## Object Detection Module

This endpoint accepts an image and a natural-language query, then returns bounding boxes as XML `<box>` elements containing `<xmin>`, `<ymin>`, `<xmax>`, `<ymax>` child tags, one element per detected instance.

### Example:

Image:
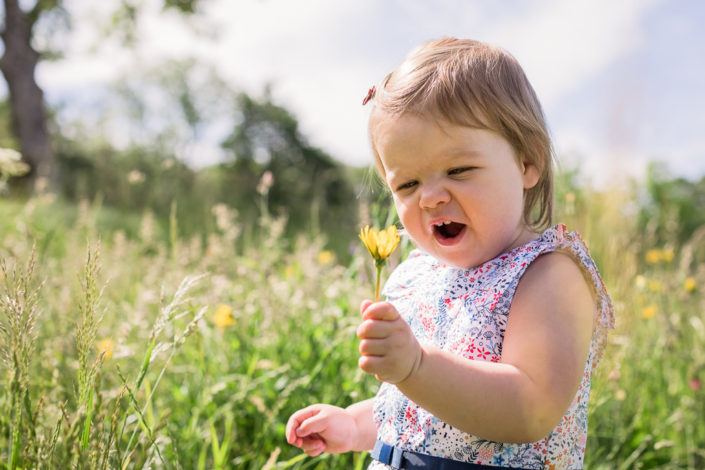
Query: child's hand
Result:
<box><xmin>358</xmin><ymin>300</ymin><xmax>422</xmax><ymax>384</ymax></box>
<box><xmin>285</xmin><ymin>404</ymin><xmax>357</xmax><ymax>456</ymax></box>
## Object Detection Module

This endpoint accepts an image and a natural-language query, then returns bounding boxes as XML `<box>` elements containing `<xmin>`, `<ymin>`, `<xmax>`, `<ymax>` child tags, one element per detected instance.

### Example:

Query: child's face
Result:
<box><xmin>373</xmin><ymin>113</ymin><xmax>540</xmax><ymax>269</ymax></box>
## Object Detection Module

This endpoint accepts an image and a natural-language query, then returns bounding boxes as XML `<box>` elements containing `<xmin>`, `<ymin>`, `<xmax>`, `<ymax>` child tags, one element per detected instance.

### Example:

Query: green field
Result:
<box><xmin>0</xmin><ymin>170</ymin><xmax>703</xmax><ymax>469</ymax></box>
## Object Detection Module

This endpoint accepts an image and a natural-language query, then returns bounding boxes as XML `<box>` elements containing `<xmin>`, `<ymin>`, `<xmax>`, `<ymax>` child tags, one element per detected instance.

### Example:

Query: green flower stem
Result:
<box><xmin>374</xmin><ymin>262</ymin><xmax>384</xmax><ymax>302</ymax></box>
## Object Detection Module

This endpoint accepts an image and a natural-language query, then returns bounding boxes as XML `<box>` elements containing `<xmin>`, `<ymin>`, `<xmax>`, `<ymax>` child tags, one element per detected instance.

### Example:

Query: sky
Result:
<box><xmin>25</xmin><ymin>0</ymin><xmax>705</xmax><ymax>185</ymax></box>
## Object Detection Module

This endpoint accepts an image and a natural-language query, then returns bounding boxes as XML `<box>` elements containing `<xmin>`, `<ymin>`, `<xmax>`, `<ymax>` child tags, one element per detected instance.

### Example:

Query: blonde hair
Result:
<box><xmin>368</xmin><ymin>37</ymin><xmax>554</xmax><ymax>230</ymax></box>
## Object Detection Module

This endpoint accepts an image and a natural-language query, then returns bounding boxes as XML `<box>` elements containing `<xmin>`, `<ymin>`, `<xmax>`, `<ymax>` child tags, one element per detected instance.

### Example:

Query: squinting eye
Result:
<box><xmin>448</xmin><ymin>167</ymin><xmax>474</xmax><ymax>176</ymax></box>
<box><xmin>396</xmin><ymin>181</ymin><xmax>417</xmax><ymax>191</ymax></box>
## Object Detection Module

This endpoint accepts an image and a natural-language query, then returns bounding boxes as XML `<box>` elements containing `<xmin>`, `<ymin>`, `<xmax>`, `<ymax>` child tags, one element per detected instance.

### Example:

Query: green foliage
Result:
<box><xmin>638</xmin><ymin>163</ymin><xmax>705</xmax><ymax>250</ymax></box>
<box><xmin>0</xmin><ymin>191</ymin><xmax>380</xmax><ymax>468</ymax></box>
<box><xmin>550</xmin><ymin>169</ymin><xmax>705</xmax><ymax>469</ymax></box>
<box><xmin>56</xmin><ymin>140</ymin><xmax>210</xmax><ymax>235</ymax></box>
<box><xmin>219</xmin><ymin>92</ymin><xmax>359</xmax><ymax>253</ymax></box>
<box><xmin>1</xmin><ymin>160</ymin><xmax>704</xmax><ymax>468</ymax></box>
<box><xmin>44</xmin><ymin>83</ymin><xmax>362</xmax><ymax>259</ymax></box>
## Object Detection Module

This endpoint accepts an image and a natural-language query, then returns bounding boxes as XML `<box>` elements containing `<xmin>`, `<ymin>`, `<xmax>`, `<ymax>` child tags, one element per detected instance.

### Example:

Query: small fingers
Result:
<box><xmin>295</xmin><ymin>407</ymin><xmax>334</xmax><ymax>439</ymax></box>
<box><xmin>359</xmin><ymin>338</ymin><xmax>388</xmax><ymax>356</ymax></box>
<box><xmin>360</xmin><ymin>299</ymin><xmax>373</xmax><ymax>317</ymax></box>
<box><xmin>357</xmin><ymin>318</ymin><xmax>393</xmax><ymax>340</ymax></box>
<box><xmin>358</xmin><ymin>354</ymin><xmax>384</xmax><ymax>376</ymax></box>
<box><xmin>286</xmin><ymin>406</ymin><xmax>320</xmax><ymax>444</ymax></box>
<box><xmin>361</xmin><ymin>301</ymin><xmax>399</xmax><ymax>321</ymax></box>
<box><xmin>300</xmin><ymin>434</ymin><xmax>326</xmax><ymax>456</ymax></box>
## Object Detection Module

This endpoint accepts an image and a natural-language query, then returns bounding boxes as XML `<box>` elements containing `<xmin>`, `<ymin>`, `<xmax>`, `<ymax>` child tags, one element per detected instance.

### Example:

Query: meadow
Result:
<box><xmin>0</xmin><ymin>168</ymin><xmax>703</xmax><ymax>469</ymax></box>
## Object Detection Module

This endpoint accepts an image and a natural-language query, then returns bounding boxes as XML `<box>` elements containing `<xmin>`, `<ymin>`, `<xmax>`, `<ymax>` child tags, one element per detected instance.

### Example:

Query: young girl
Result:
<box><xmin>286</xmin><ymin>37</ymin><xmax>614</xmax><ymax>469</ymax></box>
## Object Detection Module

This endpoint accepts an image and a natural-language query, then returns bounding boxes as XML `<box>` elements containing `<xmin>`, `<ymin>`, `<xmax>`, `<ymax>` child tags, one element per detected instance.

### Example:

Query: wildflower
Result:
<box><xmin>0</xmin><ymin>147</ymin><xmax>22</xmax><ymax>165</ymax></box>
<box><xmin>642</xmin><ymin>304</ymin><xmax>658</xmax><ymax>319</ymax></box>
<box><xmin>213</xmin><ymin>304</ymin><xmax>235</xmax><ymax>329</ymax></box>
<box><xmin>359</xmin><ymin>225</ymin><xmax>400</xmax><ymax>266</ymax></box>
<box><xmin>690</xmin><ymin>378</ymin><xmax>702</xmax><ymax>391</ymax></box>
<box><xmin>634</xmin><ymin>275</ymin><xmax>647</xmax><ymax>290</ymax></box>
<box><xmin>127</xmin><ymin>170</ymin><xmax>146</xmax><ymax>184</ymax></box>
<box><xmin>359</xmin><ymin>225</ymin><xmax>400</xmax><ymax>301</ymax></box>
<box><xmin>0</xmin><ymin>148</ymin><xmax>29</xmax><ymax>177</ymax></box>
<box><xmin>661</xmin><ymin>249</ymin><xmax>674</xmax><ymax>263</ymax></box>
<box><xmin>257</xmin><ymin>170</ymin><xmax>274</xmax><ymax>195</ymax></box>
<box><xmin>615</xmin><ymin>389</ymin><xmax>626</xmax><ymax>401</ymax></box>
<box><xmin>317</xmin><ymin>250</ymin><xmax>335</xmax><ymax>265</ymax></box>
<box><xmin>684</xmin><ymin>277</ymin><xmax>697</xmax><ymax>293</ymax></box>
<box><xmin>645</xmin><ymin>249</ymin><xmax>661</xmax><ymax>264</ymax></box>
<box><xmin>608</xmin><ymin>369</ymin><xmax>620</xmax><ymax>381</ymax></box>
<box><xmin>284</xmin><ymin>265</ymin><xmax>297</xmax><ymax>279</ymax></box>
<box><xmin>0</xmin><ymin>148</ymin><xmax>29</xmax><ymax>192</ymax></box>
<box><xmin>97</xmin><ymin>338</ymin><xmax>115</xmax><ymax>360</ymax></box>
<box><xmin>647</xmin><ymin>280</ymin><xmax>664</xmax><ymax>292</ymax></box>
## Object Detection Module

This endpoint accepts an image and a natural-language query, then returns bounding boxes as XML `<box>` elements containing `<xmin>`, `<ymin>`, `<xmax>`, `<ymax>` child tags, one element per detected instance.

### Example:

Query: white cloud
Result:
<box><xmin>484</xmin><ymin>0</ymin><xmax>665</xmax><ymax>106</ymax></box>
<box><xmin>33</xmin><ymin>0</ymin><xmax>702</xmax><ymax>183</ymax></box>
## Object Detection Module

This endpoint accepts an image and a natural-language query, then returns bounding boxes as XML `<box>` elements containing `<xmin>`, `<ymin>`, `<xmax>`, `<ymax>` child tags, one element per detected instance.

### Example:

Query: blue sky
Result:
<box><xmin>29</xmin><ymin>0</ymin><xmax>705</xmax><ymax>185</ymax></box>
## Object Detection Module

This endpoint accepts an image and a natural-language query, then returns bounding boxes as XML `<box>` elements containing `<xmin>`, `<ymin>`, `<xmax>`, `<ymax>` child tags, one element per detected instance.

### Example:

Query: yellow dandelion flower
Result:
<box><xmin>642</xmin><ymin>304</ymin><xmax>658</xmax><ymax>319</ymax></box>
<box><xmin>213</xmin><ymin>304</ymin><xmax>235</xmax><ymax>329</ymax></box>
<box><xmin>359</xmin><ymin>225</ymin><xmax>400</xmax><ymax>265</ymax></box>
<box><xmin>359</xmin><ymin>225</ymin><xmax>400</xmax><ymax>301</ymax></box>
<box><xmin>645</xmin><ymin>249</ymin><xmax>661</xmax><ymax>264</ymax></box>
<box><xmin>684</xmin><ymin>277</ymin><xmax>697</xmax><ymax>293</ymax></box>
<box><xmin>661</xmin><ymin>249</ymin><xmax>674</xmax><ymax>263</ymax></box>
<box><xmin>648</xmin><ymin>280</ymin><xmax>664</xmax><ymax>292</ymax></box>
<box><xmin>284</xmin><ymin>265</ymin><xmax>297</xmax><ymax>278</ymax></box>
<box><xmin>97</xmin><ymin>338</ymin><xmax>115</xmax><ymax>360</ymax></box>
<box><xmin>317</xmin><ymin>250</ymin><xmax>335</xmax><ymax>265</ymax></box>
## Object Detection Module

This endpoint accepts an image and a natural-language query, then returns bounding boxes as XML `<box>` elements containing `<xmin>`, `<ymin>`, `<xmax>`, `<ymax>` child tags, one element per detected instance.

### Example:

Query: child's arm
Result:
<box><xmin>285</xmin><ymin>398</ymin><xmax>376</xmax><ymax>456</ymax></box>
<box><xmin>358</xmin><ymin>252</ymin><xmax>595</xmax><ymax>443</ymax></box>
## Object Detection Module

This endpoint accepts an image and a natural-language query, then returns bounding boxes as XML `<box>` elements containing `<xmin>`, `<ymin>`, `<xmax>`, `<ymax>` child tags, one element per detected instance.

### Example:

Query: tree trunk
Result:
<box><xmin>0</xmin><ymin>0</ymin><xmax>55</xmax><ymax>190</ymax></box>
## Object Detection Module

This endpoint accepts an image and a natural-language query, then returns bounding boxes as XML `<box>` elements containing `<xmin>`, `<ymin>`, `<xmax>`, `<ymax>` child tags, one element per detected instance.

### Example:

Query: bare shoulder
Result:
<box><xmin>519</xmin><ymin>250</ymin><xmax>595</xmax><ymax>308</ymax></box>
<box><xmin>507</xmin><ymin>250</ymin><xmax>595</xmax><ymax>340</ymax></box>
<box><xmin>502</xmin><ymin>251</ymin><xmax>595</xmax><ymax>420</ymax></box>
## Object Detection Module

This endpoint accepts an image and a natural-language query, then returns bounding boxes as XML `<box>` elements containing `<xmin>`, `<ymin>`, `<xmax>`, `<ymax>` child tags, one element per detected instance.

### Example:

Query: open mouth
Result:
<box><xmin>433</xmin><ymin>221</ymin><xmax>466</xmax><ymax>243</ymax></box>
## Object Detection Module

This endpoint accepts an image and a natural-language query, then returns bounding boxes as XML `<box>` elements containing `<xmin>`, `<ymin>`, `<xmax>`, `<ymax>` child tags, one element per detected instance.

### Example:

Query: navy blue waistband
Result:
<box><xmin>371</xmin><ymin>440</ymin><xmax>528</xmax><ymax>470</ymax></box>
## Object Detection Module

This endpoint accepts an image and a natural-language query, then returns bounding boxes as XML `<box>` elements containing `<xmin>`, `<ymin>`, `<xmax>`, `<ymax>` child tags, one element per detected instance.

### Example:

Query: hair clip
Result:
<box><xmin>362</xmin><ymin>85</ymin><xmax>376</xmax><ymax>106</ymax></box>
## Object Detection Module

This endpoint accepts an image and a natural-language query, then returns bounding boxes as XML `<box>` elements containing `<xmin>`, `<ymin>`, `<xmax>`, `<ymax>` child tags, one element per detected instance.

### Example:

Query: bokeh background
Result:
<box><xmin>0</xmin><ymin>0</ymin><xmax>703</xmax><ymax>469</ymax></box>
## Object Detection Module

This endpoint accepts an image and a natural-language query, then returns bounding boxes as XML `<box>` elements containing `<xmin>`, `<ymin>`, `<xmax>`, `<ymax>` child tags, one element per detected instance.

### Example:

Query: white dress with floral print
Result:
<box><xmin>368</xmin><ymin>225</ymin><xmax>615</xmax><ymax>470</ymax></box>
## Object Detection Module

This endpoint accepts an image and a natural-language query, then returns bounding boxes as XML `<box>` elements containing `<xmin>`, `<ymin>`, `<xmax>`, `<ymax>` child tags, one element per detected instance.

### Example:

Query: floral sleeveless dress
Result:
<box><xmin>369</xmin><ymin>224</ymin><xmax>615</xmax><ymax>469</ymax></box>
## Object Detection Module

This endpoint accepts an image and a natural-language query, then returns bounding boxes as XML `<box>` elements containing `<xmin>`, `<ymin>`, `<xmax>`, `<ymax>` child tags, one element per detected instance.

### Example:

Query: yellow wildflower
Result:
<box><xmin>359</xmin><ymin>225</ymin><xmax>400</xmax><ymax>265</ymax></box>
<box><xmin>645</xmin><ymin>249</ymin><xmax>661</xmax><ymax>264</ymax></box>
<box><xmin>661</xmin><ymin>249</ymin><xmax>674</xmax><ymax>263</ymax></box>
<box><xmin>284</xmin><ymin>265</ymin><xmax>297</xmax><ymax>279</ymax></box>
<box><xmin>634</xmin><ymin>275</ymin><xmax>647</xmax><ymax>290</ymax></box>
<box><xmin>684</xmin><ymin>277</ymin><xmax>697</xmax><ymax>293</ymax></box>
<box><xmin>97</xmin><ymin>338</ymin><xmax>115</xmax><ymax>360</ymax></box>
<box><xmin>642</xmin><ymin>304</ymin><xmax>658</xmax><ymax>319</ymax></box>
<box><xmin>213</xmin><ymin>304</ymin><xmax>235</xmax><ymax>329</ymax></box>
<box><xmin>648</xmin><ymin>280</ymin><xmax>664</xmax><ymax>292</ymax></box>
<box><xmin>359</xmin><ymin>225</ymin><xmax>401</xmax><ymax>301</ymax></box>
<box><xmin>317</xmin><ymin>250</ymin><xmax>335</xmax><ymax>265</ymax></box>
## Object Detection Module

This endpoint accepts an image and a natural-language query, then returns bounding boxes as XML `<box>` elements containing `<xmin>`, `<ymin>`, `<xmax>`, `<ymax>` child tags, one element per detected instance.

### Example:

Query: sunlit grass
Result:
<box><xmin>0</xmin><ymin>176</ymin><xmax>702</xmax><ymax>469</ymax></box>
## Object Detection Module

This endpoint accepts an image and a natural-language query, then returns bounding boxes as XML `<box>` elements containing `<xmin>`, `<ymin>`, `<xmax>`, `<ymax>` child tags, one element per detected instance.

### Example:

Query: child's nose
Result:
<box><xmin>419</xmin><ymin>183</ymin><xmax>450</xmax><ymax>209</ymax></box>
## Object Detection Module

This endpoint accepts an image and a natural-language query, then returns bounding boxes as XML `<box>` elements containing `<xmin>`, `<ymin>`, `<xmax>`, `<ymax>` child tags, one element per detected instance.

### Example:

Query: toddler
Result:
<box><xmin>286</xmin><ymin>37</ymin><xmax>614</xmax><ymax>469</ymax></box>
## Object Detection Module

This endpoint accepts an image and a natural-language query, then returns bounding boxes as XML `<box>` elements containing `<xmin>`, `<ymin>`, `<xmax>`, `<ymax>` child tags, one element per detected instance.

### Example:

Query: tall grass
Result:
<box><xmin>0</xmin><ymin>174</ymin><xmax>702</xmax><ymax>469</ymax></box>
<box><xmin>556</xmin><ymin>183</ymin><xmax>705</xmax><ymax>469</ymax></box>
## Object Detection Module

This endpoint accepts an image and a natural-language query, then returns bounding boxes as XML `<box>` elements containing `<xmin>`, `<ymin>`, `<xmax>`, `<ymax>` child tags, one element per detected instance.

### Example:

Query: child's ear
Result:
<box><xmin>520</xmin><ymin>157</ymin><xmax>541</xmax><ymax>190</ymax></box>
